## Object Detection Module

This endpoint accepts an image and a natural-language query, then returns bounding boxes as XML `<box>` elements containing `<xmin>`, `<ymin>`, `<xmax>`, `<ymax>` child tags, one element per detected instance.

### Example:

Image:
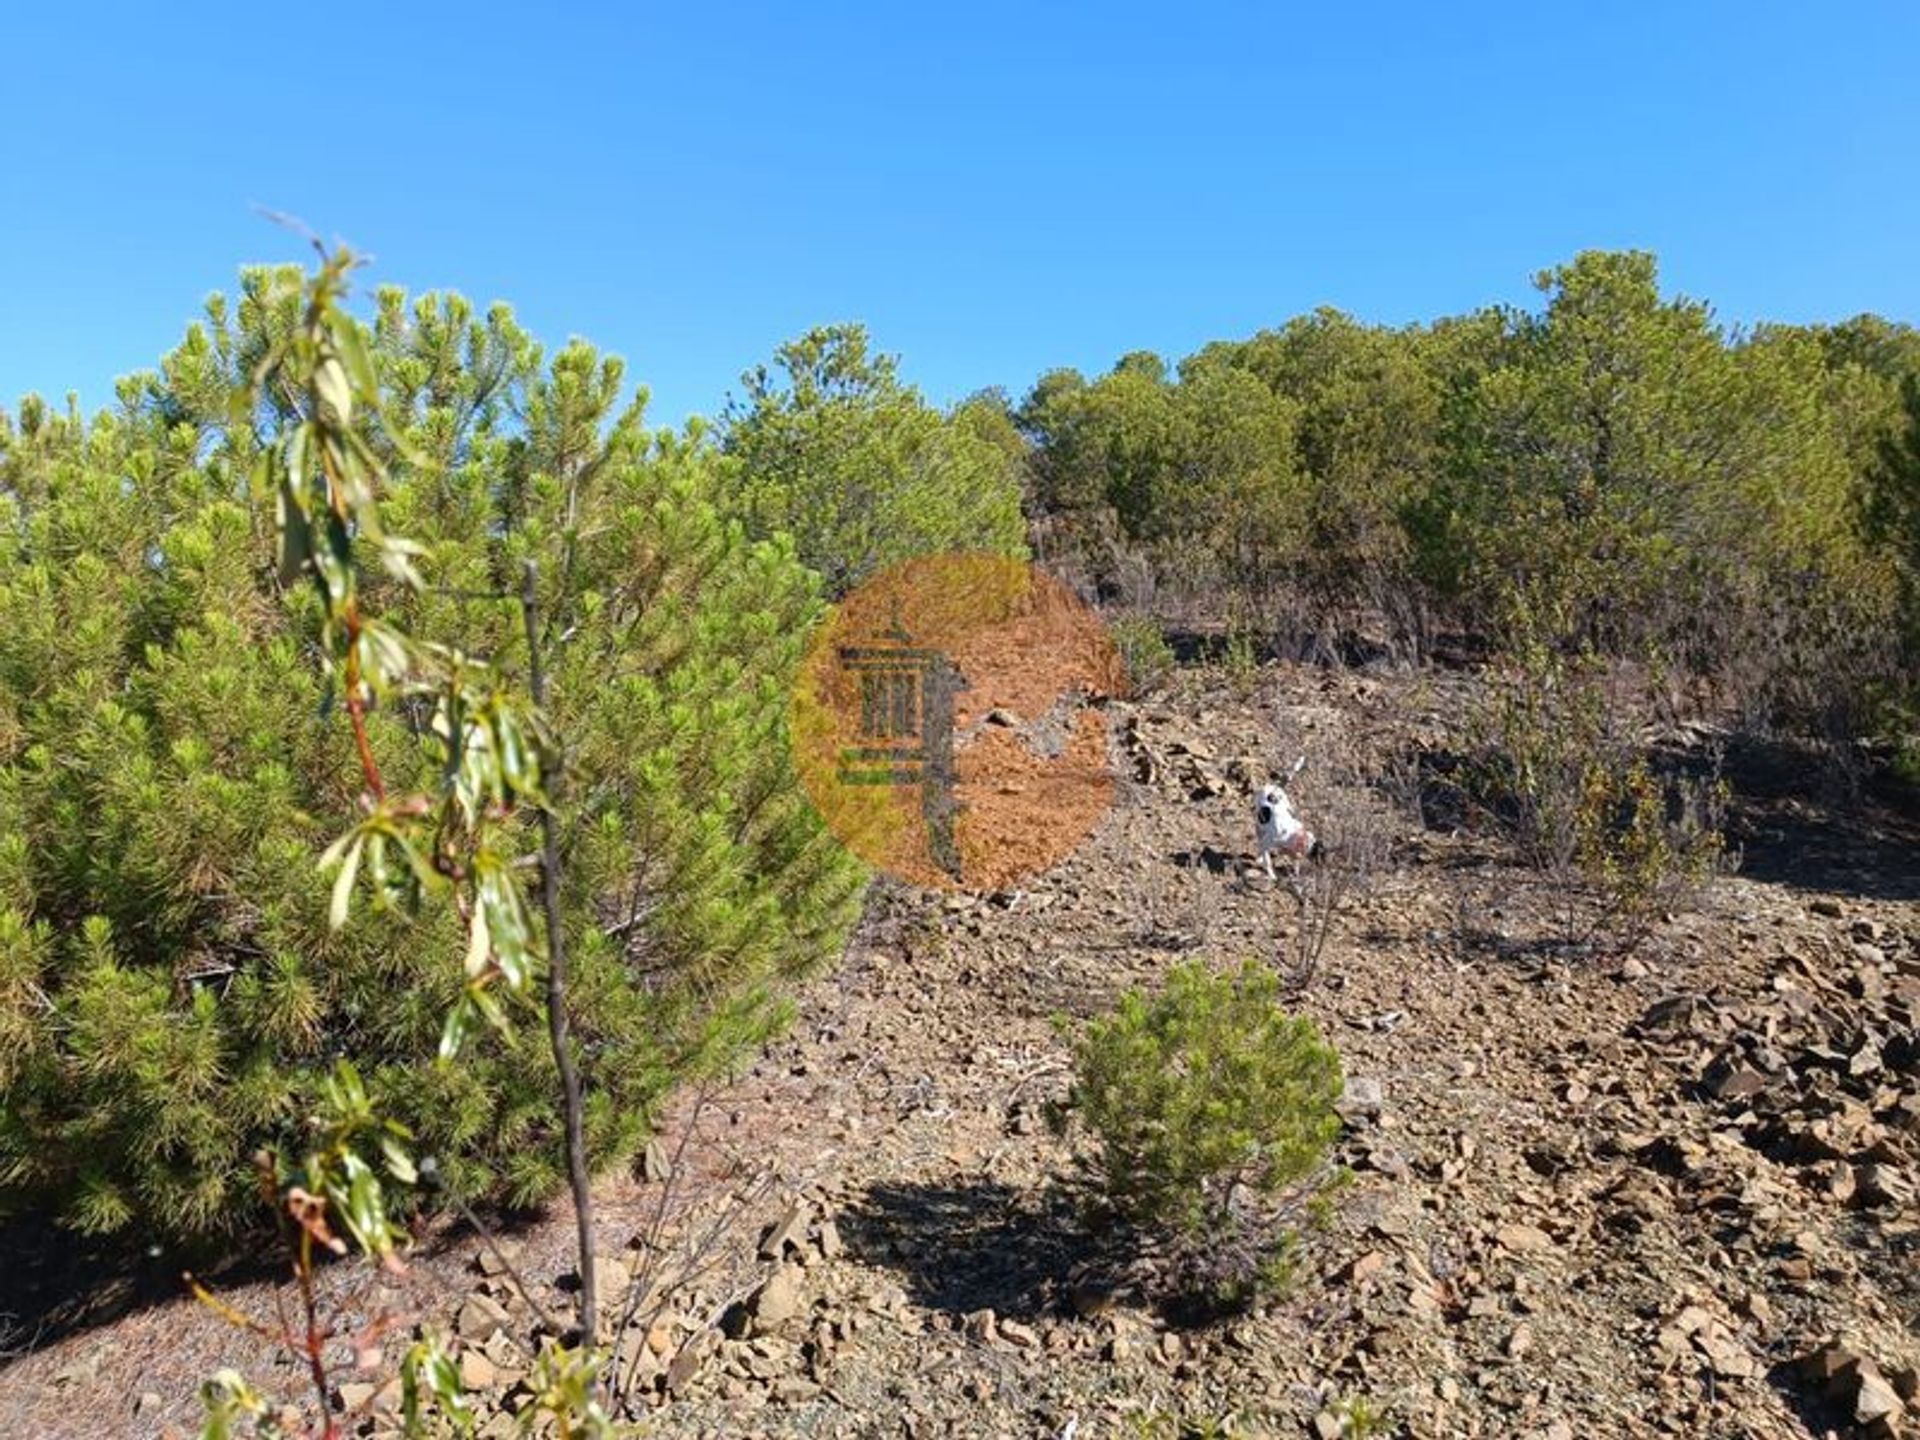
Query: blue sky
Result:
<box><xmin>4</xmin><ymin>2</ymin><xmax>1916</xmax><ymax>427</ymax></box>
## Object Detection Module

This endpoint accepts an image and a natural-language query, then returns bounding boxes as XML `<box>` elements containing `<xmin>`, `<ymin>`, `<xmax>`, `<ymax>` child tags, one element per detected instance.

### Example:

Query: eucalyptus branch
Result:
<box><xmin>523</xmin><ymin>559</ymin><xmax>600</xmax><ymax>1356</ymax></box>
<box><xmin>217</xmin><ymin>241</ymin><xmax>614</xmax><ymax>1425</ymax></box>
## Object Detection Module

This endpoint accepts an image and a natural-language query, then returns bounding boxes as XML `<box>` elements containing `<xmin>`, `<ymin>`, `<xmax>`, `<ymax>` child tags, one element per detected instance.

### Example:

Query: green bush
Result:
<box><xmin>1216</xmin><ymin>626</ymin><xmax>1260</xmax><ymax>697</ymax></box>
<box><xmin>1054</xmin><ymin>961</ymin><xmax>1344</xmax><ymax>1306</ymax></box>
<box><xmin>1110</xmin><ymin>613</ymin><xmax>1176</xmax><ymax>695</ymax></box>
<box><xmin>1014</xmin><ymin>353</ymin><xmax>1304</xmax><ymax>616</ymax></box>
<box><xmin>0</xmin><ymin>271</ymin><xmax>868</xmax><ymax>1243</ymax></box>
<box><xmin>1469</xmin><ymin>588</ymin><xmax>1729</xmax><ymax>953</ymax></box>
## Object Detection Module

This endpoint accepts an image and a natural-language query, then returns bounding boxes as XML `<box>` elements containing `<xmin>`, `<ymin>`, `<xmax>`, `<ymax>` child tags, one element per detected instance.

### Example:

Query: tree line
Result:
<box><xmin>1011</xmin><ymin>251</ymin><xmax>1918</xmax><ymax>754</ymax></box>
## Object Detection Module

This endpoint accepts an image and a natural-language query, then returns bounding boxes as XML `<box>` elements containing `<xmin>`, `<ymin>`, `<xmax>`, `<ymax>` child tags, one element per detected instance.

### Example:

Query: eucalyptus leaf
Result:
<box><xmin>327</xmin><ymin>834</ymin><xmax>364</xmax><ymax>929</ymax></box>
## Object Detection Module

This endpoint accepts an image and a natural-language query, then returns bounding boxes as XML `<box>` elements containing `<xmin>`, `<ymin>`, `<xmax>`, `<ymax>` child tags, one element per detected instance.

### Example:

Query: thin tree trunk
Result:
<box><xmin>520</xmin><ymin>560</ymin><xmax>598</xmax><ymax>1350</ymax></box>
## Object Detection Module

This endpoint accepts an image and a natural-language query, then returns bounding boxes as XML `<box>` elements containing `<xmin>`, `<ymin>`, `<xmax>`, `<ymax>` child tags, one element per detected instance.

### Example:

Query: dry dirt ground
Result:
<box><xmin>3</xmin><ymin>661</ymin><xmax>1918</xmax><ymax>1439</ymax></box>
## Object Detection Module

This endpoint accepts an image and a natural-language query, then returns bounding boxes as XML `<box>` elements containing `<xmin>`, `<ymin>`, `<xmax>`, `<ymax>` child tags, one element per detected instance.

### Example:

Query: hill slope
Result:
<box><xmin>2</xmin><ymin>662</ymin><xmax>1916</xmax><ymax>1438</ymax></box>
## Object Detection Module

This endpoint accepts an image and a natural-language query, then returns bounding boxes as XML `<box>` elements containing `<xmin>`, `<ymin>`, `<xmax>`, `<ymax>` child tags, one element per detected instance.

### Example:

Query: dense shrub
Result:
<box><xmin>0</xmin><ymin>271</ymin><xmax>868</xmax><ymax>1242</ymax></box>
<box><xmin>1053</xmin><ymin>961</ymin><xmax>1344</xmax><ymax>1306</ymax></box>
<box><xmin>1436</xmin><ymin>259</ymin><xmax>1903</xmax><ymax>747</ymax></box>
<box><xmin>1867</xmin><ymin>374</ymin><xmax>1920</xmax><ymax>666</ymax></box>
<box><xmin>1190</xmin><ymin>307</ymin><xmax>1461</xmax><ymax>661</ymax></box>
<box><xmin>1215</xmin><ymin>627</ymin><xmax>1260</xmax><ymax>697</ymax></box>
<box><xmin>1109</xmin><ymin>613</ymin><xmax>1176</xmax><ymax>695</ymax></box>
<box><xmin>1468</xmin><ymin>589</ymin><xmax>1729</xmax><ymax>953</ymax></box>
<box><xmin>1016</xmin><ymin>353</ymin><xmax>1303</xmax><ymax>618</ymax></box>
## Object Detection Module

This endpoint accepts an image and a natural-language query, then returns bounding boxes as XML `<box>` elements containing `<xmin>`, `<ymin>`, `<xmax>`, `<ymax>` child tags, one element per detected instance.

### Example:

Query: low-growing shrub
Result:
<box><xmin>1111</xmin><ymin>613</ymin><xmax>1177</xmax><ymax>695</ymax></box>
<box><xmin>1052</xmin><ymin>961</ymin><xmax>1344</xmax><ymax>1308</ymax></box>
<box><xmin>1217</xmin><ymin>626</ymin><xmax>1261</xmax><ymax>697</ymax></box>
<box><xmin>1126</xmin><ymin>1409</ymin><xmax>1255</xmax><ymax>1440</ymax></box>
<box><xmin>1468</xmin><ymin>593</ymin><xmax>1729</xmax><ymax>953</ymax></box>
<box><xmin>1575</xmin><ymin>754</ymin><xmax>1729</xmax><ymax>954</ymax></box>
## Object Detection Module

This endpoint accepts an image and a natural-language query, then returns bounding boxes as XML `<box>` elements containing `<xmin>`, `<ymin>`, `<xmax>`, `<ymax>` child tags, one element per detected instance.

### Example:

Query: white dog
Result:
<box><xmin>1255</xmin><ymin>758</ymin><xmax>1318</xmax><ymax>879</ymax></box>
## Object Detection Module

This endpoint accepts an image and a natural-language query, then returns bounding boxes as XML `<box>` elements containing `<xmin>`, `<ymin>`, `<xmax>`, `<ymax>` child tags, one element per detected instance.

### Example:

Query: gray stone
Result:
<box><xmin>456</xmin><ymin>1293</ymin><xmax>513</xmax><ymax>1343</ymax></box>
<box><xmin>1857</xmin><ymin>1368</ymin><xmax>1906</xmax><ymax>1426</ymax></box>
<box><xmin>1337</xmin><ymin>1076</ymin><xmax>1385</xmax><ymax>1120</ymax></box>
<box><xmin>666</xmin><ymin>1331</ymin><xmax>715</xmax><ymax>1396</ymax></box>
<box><xmin>963</xmin><ymin>1307</ymin><xmax>998</xmax><ymax>1343</ymax></box>
<box><xmin>752</xmin><ymin>1265</ymin><xmax>807</xmax><ymax>1333</ymax></box>
<box><xmin>640</xmin><ymin>1136</ymin><xmax>674</xmax><ymax>1182</ymax></box>
<box><xmin>760</xmin><ymin>1201</ymin><xmax>813</xmax><ymax>1262</ymax></box>
<box><xmin>998</xmin><ymin>1318</ymin><xmax>1040</xmax><ymax>1349</ymax></box>
<box><xmin>1495</xmin><ymin>1223</ymin><xmax>1553</xmax><ymax>1254</ymax></box>
<box><xmin>459</xmin><ymin>1348</ymin><xmax>496</xmax><ymax>1390</ymax></box>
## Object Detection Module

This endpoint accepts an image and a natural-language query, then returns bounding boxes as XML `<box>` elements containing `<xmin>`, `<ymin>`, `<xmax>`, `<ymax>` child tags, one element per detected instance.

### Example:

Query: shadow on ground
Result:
<box><xmin>0</xmin><ymin>1218</ymin><xmax>190</xmax><ymax>1365</ymax></box>
<box><xmin>1171</xmin><ymin>845</ymin><xmax>1237</xmax><ymax>876</ymax></box>
<box><xmin>0</xmin><ymin>1202</ymin><xmax>551</xmax><ymax>1369</ymax></box>
<box><xmin>1718</xmin><ymin>736</ymin><xmax>1920</xmax><ymax>903</ymax></box>
<box><xmin>1764</xmin><ymin>1356</ymin><xmax>1864</xmax><ymax>1440</ymax></box>
<box><xmin>837</xmin><ymin>1178</ymin><xmax>1095</xmax><ymax>1323</ymax></box>
<box><xmin>1391</xmin><ymin>730</ymin><xmax>1920</xmax><ymax>904</ymax></box>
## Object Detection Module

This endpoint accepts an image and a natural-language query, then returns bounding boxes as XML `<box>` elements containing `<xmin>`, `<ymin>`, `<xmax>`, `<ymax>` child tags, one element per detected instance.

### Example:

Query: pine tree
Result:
<box><xmin>0</xmin><ymin>269</ymin><xmax>868</xmax><ymax>1243</ymax></box>
<box><xmin>720</xmin><ymin>324</ymin><xmax>1028</xmax><ymax>594</ymax></box>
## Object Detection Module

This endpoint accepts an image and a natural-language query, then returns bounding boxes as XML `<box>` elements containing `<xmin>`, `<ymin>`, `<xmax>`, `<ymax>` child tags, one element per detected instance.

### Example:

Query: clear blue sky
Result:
<box><xmin>4</xmin><ymin>2</ymin><xmax>1916</xmax><ymax>427</ymax></box>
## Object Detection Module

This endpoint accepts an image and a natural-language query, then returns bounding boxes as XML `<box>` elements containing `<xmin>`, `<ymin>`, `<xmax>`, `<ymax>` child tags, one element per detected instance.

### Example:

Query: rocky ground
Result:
<box><xmin>2</xmin><ymin>661</ymin><xmax>1917</xmax><ymax>1438</ymax></box>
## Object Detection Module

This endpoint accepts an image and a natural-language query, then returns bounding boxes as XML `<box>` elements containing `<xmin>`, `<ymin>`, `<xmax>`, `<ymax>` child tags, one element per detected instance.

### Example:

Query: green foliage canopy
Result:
<box><xmin>1018</xmin><ymin>250</ymin><xmax>1914</xmax><ymax>737</ymax></box>
<box><xmin>0</xmin><ymin>269</ymin><xmax>868</xmax><ymax>1241</ymax></box>
<box><xmin>719</xmin><ymin>324</ymin><xmax>1028</xmax><ymax>594</ymax></box>
<box><xmin>1057</xmin><ymin>961</ymin><xmax>1343</xmax><ymax>1303</ymax></box>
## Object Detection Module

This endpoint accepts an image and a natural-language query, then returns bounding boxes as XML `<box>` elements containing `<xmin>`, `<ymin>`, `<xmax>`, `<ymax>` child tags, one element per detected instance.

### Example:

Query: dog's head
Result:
<box><xmin>1255</xmin><ymin>784</ymin><xmax>1285</xmax><ymax>827</ymax></box>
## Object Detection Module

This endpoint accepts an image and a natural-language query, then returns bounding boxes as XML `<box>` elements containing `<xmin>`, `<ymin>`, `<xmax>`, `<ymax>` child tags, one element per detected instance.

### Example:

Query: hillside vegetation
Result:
<box><xmin>1020</xmin><ymin>252</ymin><xmax>1917</xmax><ymax>760</ymax></box>
<box><xmin>0</xmin><ymin>246</ymin><xmax>1916</xmax><ymax>1438</ymax></box>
